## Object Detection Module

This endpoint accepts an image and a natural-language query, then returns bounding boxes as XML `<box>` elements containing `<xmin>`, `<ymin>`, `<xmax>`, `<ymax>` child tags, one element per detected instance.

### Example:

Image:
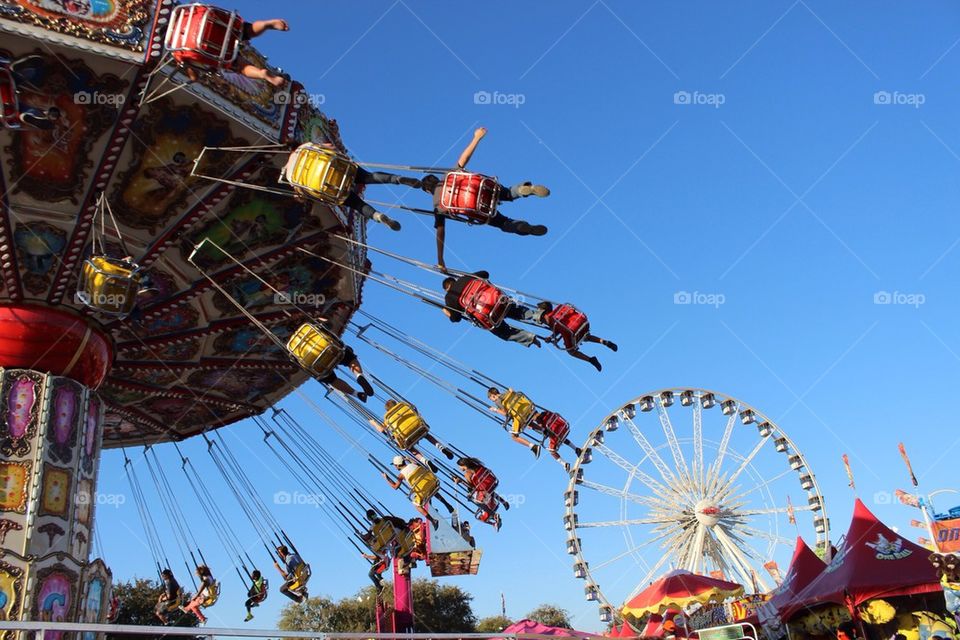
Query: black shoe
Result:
<box><xmin>428</xmin><ymin>460</ymin><xmax>439</xmax><ymax>473</ymax></box>
<box><xmin>575</xmin><ymin>447</ymin><xmax>583</xmax><ymax>457</ymax></box>
<box><xmin>531</xmin><ymin>337</ymin><xmax>542</xmax><ymax>348</ymax></box>
<box><xmin>358</xmin><ymin>376</ymin><xmax>375</xmax><ymax>396</ymax></box>
<box><xmin>356</xmin><ymin>392</ymin><xmax>368</xmax><ymax>403</ymax></box>
<box><xmin>604</xmin><ymin>340</ymin><xmax>618</xmax><ymax>352</ymax></box>
<box><xmin>528</xmin><ymin>224</ymin><xmax>548</xmax><ymax>236</ymax></box>
<box><xmin>441</xmin><ymin>447</ymin><xmax>454</xmax><ymax>460</ymax></box>
<box><xmin>589</xmin><ymin>356</ymin><xmax>602</xmax><ymax>372</ymax></box>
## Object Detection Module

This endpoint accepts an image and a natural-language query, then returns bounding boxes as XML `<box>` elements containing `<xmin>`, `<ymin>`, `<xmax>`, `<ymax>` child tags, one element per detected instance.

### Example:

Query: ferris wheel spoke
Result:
<box><xmin>725</xmin><ymin>468</ymin><xmax>793</xmax><ymax>502</ymax></box>
<box><xmin>712</xmin><ymin>523</ymin><xmax>757</xmax><ymax>589</ymax></box>
<box><xmin>577</xmin><ymin>517</ymin><xmax>674</xmax><ymax>528</ymax></box>
<box><xmin>738</xmin><ymin>526</ymin><xmax>794</xmax><ymax>548</ymax></box>
<box><xmin>624</xmin><ymin>416</ymin><xmax>677</xmax><ymax>484</ymax></box>
<box><xmin>579</xmin><ymin>479</ymin><xmax>669</xmax><ymax>509</ymax></box>
<box><xmin>735</xmin><ymin>504</ymin><xmax>812</xmax><ymax>518</ymax></box>
<box><xmin>594</xmin><ymin>444</ymin><xmax>672</xmax><ymax>496</ymax></box>
<box><xmin>684</xmin><ymin>522</ymin><xmax>708</xmax><ymax>573</ymax></box>
<box><xmin>693</xmin><ymin>399</ymin><xmax>704</xmax><ymax>491</ymax></box>
<box><xmin>656</xmin><ymin>402</ymin><xmax>690</xmax><ymax>484</ymax></box>
<box><xmin>591</xmin><ymin>526</ymin><xmax>680</xmax><ymax>571</ymax></box>
<box><xmin>705</xmin><ymin>409</ymin><xmax>739</xmax><ymax>493</ymax></box>
<box><xmin>716</xmin><ymin>436</ymin><xmax>768</xmax><ymax>495</ymax></box>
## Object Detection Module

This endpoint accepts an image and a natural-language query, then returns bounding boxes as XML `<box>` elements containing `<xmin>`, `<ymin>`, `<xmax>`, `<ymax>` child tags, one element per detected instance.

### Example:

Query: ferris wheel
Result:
<box><xmin>564</xmin><ymin>388</ymin><xmax>831</xmax><ymax>622</ymax></box>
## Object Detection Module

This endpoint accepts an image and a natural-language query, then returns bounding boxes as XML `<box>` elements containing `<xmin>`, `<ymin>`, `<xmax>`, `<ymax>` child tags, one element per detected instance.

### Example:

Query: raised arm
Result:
<box><xmin>456</xmin><ymin>127</ymin><xmax>487</xmax><ymax>169</ymax></box>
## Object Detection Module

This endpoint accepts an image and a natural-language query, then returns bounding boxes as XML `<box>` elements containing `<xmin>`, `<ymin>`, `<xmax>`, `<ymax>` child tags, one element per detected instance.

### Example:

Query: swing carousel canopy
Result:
<box><xmin>0</xmin><ymin>0</ymin><xmax>367</xmax><ymax>446</ymax></box>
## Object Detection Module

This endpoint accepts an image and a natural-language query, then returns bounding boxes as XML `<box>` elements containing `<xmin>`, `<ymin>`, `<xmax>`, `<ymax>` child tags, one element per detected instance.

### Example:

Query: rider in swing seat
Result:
<box><xmin>487</xmin><ymin>387</ymin><xmax>582</xmax><ymax>469</ymax></box>
<box><xmin>154</xmin><ymin>569</ymin><xmax>182</xmax><ymax>625</ymax></box>
<box><xmin>360</xmin><ymin>509</ymin><xmax>407</xmax><ymax>593</ymax></box>
<box><xmin>370</xmin><ymin>399</ymin><xmax>455</xmax><ymax>464</ymax></box>
<box><xmin>441</xmin><ymin>271</ymin><xmax>541</xmax><ymax>347</ymax></box>
<box><xmin>181</xmin><ymin>16</ymin><xmax>289</xmax><ymax>87</ymax></box>
<box><xmin>283</xmin><ymin>141</ymin><xmax>407</xmax><ymax>231</ymax></box>
<box><xmin>454</xmin><ymin>457</ymin><xmax>508</xmax><ymax>531</ymax></box>
<box><xmin>423</xmin><ymin>127</ymin><xmax>550</xmax><ymax>272</ymax></box>
<box><xmin>318</xmin><ymin>341</ymin><xmax>375</xmax><ymax>402</ymax></box>
<box><xmin>532</xmin><ymin>301</ymin><xmax>618</xmax><ymax>372</ymax></box>
<box><xmin>383</xmin><ymin>455</ymin><xmax>455</xmax><ymax>528</ymax></box>
<box><xmin>275</xmin><ymin>545</ymin><xmax>308</xmax><ymax>603</ymax></box>
<box><xmin>243</xmin><ymin>569</ymin><xmax>267</xmax><ymax>622</ymax></box>
<box><xmin>180</xmin><ymin>565</ymin><xmax>215</xmax><ymax>625</ymax></box>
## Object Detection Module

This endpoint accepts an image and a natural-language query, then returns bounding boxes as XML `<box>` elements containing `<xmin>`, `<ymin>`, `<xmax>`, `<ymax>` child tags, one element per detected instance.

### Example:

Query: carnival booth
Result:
<box><xmin>781</xmin><ymin>500</ymin><xmax>948</xmax><ymax>640</ymax></box>
<box><xmin>755</xmin><ymin>538</ymin><xmax>827</xmax><ymax>638</ymax></box>
<box><xmin>620</xmin><ymin>571</ymin><xmax>745</xmax><ymax>638</ymax></box>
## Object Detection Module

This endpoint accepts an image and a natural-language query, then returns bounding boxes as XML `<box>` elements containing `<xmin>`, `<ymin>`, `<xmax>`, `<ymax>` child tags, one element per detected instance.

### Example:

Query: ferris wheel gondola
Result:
<box><xmin>564</xmin><ymin>388</ymin><xmax>831</xmax><ymax>623</ymax></box>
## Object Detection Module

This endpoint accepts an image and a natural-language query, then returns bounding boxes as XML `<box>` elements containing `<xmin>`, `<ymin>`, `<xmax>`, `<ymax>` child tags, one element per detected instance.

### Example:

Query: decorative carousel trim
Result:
<box><xmin>115</xmin><ymin>309</ymin><xmax>294</xmax><ymax>352</ymax></box>
<box><xmin>49</xmin><ymin>72</ymin><xmax>150</xmax><ymax>305</ymax></box>
<box><xmin>101</xmin><ymin>379</ymin><xmax>250</xmax><ymax>412</ymax></box>
<box><xmin>112</xmin><ymin>358</ymin><xmax>298</xmax><ymax>373</ymax></box>
<box><xmin>0</xmin><ymin>20</ymin><xmax>146</xmax><ymax>63</ymax></box>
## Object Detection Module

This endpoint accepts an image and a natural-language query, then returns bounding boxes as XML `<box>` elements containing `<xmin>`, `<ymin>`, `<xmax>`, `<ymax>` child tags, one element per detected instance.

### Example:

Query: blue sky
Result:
<box><xmin>95</xmin><ymin>1</ymin><xmax>960</xmax><ymax>632</ymax></box>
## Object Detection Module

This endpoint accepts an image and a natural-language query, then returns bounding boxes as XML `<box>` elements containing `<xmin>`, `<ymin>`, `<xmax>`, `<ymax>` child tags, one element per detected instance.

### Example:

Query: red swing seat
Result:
<box><xmin>544</xmin><ymin>303</ymin><xmax>590</xmax><ymax>351</ymax></box>
<box><xmin>438</xmin><ymin>171</ymin><xmax>500</xmax><ymax>224</ymax></box>
<box><xmin>165</xmin><ymin>4</ymin><xmax>244</xmax><ymax>70</ymax></box>
<box><xmin>0</xmin><ymin>67</ymin><xmax>20</xmax><ymax>129</ymax></box>
<box><xmin>458</xmin><ymin>279</ymin><xmax>510</xmax><ymax>330</ymax></box>
<box><xmin>533</xmin><ymin>411</ymin><xmax>571</xmax><ymax>452</ymax></box>
<box><xmin>470</xmin><ymin>466</ymin><xmax>499</xmax><ymax>511</ymax></box>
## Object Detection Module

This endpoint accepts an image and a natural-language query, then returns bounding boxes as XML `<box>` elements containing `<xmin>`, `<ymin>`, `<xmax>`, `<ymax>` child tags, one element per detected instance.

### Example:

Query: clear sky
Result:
<box><xmin>95</xmin><ymin>1</ymin><xmax>960</xmax><ymax>633</ymax></box>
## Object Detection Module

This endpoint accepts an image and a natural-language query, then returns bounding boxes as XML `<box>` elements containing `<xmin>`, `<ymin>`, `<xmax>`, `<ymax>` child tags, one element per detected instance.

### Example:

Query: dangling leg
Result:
<box><xmin>424</xmin><ymin>433</ymin><xmax>454</xmax><ymax>459</ymax></box>
<box><xmin>343</xmin><ymin>193</ymin><xmax>401</xmax><ymax>231</ymax></box>
<box><xmin>585</xmin><ymin>333</ymin><xmax>618</xmax><ymax>352</ymax></box>
<box><xmin>499</xmin><ymin>182</ymin><xmax>550</xmax><ymax>201</ymax></box>
<box><xmin>238</xmin><ymin>64</ymin><xmax>286</xmax><ymax>88</ymax></box>
<box><xmin>568</xmin><ymin>348</ymin><xmax>602</xmax><ymax>372</ymax></box>
<box><xmin>348</xmin><ymin>361</ymin><xmax>375</xmax><ymax>397</ymax></box>
<box><xmin>355</xmin><ymin>167</ymin><xmax>422</xmax><ymax>189</ymax></box>
<box><xmin>490</xmin><ymin>321</ymin><xmax>541</xmax><ymax>348</ymax></box>
<box><xmin>325</xmin><ymin>374</ymin><xmax>366</xmax><ymax>402</ymax></box>
<box><xmin>488</xmin><ymin>212</ymin><xmax>547</xmax><ymax>237</ymax></box>
<box><xmin>244</xmin><ymin>19</ymin><xmax>290</xmax><ymax>39</ymax></box>
<box><xmin>511</xmin><ymin>433</ymin><xmax>541</xmax><ymax>458</ymax></box>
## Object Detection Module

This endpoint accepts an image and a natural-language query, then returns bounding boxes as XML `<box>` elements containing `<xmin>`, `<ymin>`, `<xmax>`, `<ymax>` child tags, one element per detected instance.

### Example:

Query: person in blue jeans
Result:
<box><xmin>441</xmin><ymin>270</ymin><xmax>541</xmax><ymax>347</ymax></box>
<box><xmin>274</xmin><ymin>545</ymin><xmax>308</xmax><ymax>603</ymax></box>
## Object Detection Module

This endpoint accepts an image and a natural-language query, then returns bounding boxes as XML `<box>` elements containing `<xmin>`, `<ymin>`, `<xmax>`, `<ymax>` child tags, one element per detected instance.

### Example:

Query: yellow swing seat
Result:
<box><xmin>286</xmin><ymin>323</ymin><xmax>345</xmax><ymax>378</ymax></box>
<box><xmin>77</xmin><ymin>256</ymin><xmax>142</xmax><ymax>316</ymax></box>
<box><xmin>396</xmin><ymin>525</ymin><xmax>424</xmax><ymax>559</ymax></box>
<box><xmin>405</xmin><ymin>466</ymin><xmax>440</xmax><ymax>507</ymax></box>
<box><xmin>283</xmin><ymin>143</ymin><xmax>358</xmax><ymax>205</ymax></box>
<box><xmin>200</xmin><ymin>581</ymin><xmax>219</xmax><ymax>608</ymax></box>
<box><xmin>288</xmin><ymin>563</ymin><xmax>311</xmax><ymax>591</ymax></box>
<box><xmin>384</xmin><ymin>402</ymin><xmax>430</xmax><ymax>450</ymax></box>
<box><xmin>370</xmin><ymin>519</ymin><xmax>400</xmax><ymax>554</ymax></box>
<box><xmin>162</xmin><ymin>588</ymin><xmax>185</xmax><ymax>613</ymax></box>
<box><xmin>500</xmin><ymin>389</ymin><xmax>536</xmax><ymax>434</ymax></box>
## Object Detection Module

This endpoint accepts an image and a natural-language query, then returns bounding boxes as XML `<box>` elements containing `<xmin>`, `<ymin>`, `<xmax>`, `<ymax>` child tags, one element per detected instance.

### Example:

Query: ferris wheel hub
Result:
<box><xmin>694</xmin><ymin>499</ymin><xmax>722</xmax><ymax>527</ymax></box>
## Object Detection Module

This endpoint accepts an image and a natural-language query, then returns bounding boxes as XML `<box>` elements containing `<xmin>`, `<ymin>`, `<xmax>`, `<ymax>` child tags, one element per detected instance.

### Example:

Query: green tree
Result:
<box><xmin>106</xmin><ymin>577</ymin><xmax>198</xmax><ymax>640</ymax></box>
<box><xmin>477</xmin><ymin>615</ymin><xmax>513</xmax><ymax>633</ymax></box>
<box><xmin>278</xmin><ymin>579</ymin><xmax>477</xmax><ymax>633</ymax></box>
<box><xmin>526</xmin><ymin>604</ymin><xmax>572</xmax><ymax>629</ymax></box>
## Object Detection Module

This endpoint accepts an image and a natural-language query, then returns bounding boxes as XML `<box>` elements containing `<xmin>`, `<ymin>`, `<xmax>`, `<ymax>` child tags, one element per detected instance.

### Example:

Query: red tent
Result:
<box><xmin>501</xmin><ymin>619</ymin><xmax>602</xmax><ymax>638</ymax></box>
<box><xmin>755</xmin><ymin>537</ymin><xmax>826</xmax><ymax>628</ymax></box>
<box><xmin>622</xmin><ymin>570</ymin><xmax>744</xmax><ymax>617</ymax></box>
<box><xmin>783</xmin><ymin>499</ymin><xmax>940</xmax><ymax>619</ymax></box>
